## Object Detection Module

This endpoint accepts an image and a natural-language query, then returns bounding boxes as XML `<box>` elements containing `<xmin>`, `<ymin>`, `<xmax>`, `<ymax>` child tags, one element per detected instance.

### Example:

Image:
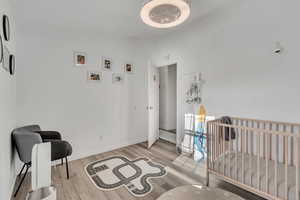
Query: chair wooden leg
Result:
<box><xmin>17</xmin><ymin>163</ymin><xmax>26</xmax><ymax>177</ymax></box>
<box><xmin>61</xmin><ymin>158</ymin><xmax>64</xmax><ymax>166</ymax></box>
<box><xmin>65</xmin><ymin>157</ymin><xmax>69</xmax><ymax>179</ymax></box>
<box><xmin>14</xmin><ymin>164</ymin><xmax>30</xmax><ymax>197</ymax></box>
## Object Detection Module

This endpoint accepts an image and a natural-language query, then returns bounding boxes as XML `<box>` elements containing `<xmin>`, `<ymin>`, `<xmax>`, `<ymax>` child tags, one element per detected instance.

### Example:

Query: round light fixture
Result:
<box><xmin>141</xmin><ymin>0</ymin><xmax>191</xmax><ymax>28</ymax></box>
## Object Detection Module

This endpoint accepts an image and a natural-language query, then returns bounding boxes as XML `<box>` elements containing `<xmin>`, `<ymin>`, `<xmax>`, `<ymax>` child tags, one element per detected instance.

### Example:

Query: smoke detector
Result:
<box><xmin>141</xmin><ymin>0</ymin><xmax>191</xmax><ymax>28</ymax></box>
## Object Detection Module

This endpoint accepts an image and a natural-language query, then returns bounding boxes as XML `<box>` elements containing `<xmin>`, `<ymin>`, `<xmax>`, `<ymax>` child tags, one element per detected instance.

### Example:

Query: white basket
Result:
<box><xmin>26</xmin><ymin>186</ymin><xmax>56</xmax><ymax>200</ymax></box>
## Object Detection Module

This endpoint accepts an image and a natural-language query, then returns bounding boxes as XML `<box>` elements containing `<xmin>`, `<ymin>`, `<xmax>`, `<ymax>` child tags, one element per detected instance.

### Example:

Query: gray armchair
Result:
<box><xmin>12</xmin><ymin>125</ymin><xmax>72</xmax><ymax>197</ymax></box>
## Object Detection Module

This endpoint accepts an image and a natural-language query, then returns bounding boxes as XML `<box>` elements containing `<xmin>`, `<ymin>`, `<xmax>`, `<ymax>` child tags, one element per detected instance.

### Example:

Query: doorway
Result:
<box><xmin>158</xmin><ymin>64</ymin><xmax>177</xmax><ymax>144</ymax></box>
<box><xmin>148</xmin><ymin>61</ymin><xmax>180</xmax><ymax>149</ymax></box>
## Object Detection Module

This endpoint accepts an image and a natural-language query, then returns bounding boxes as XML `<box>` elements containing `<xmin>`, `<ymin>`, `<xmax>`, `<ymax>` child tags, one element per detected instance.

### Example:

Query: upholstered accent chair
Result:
<box><xmin>12</xmin><ymin>125</ymin><xmax>72</xmax><ymax>197</ymax></box>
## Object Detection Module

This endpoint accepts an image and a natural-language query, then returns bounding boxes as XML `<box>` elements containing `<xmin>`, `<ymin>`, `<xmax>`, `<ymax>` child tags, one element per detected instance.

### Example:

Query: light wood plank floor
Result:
<box><xmin>12</xmin><ymin>140</ymin><xmax>264</xmax><ymax>200</ymax></box>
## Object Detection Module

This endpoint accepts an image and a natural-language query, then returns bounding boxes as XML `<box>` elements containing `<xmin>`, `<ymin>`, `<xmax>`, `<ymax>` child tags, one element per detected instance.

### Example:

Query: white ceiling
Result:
<box><xmin>15</xmin><ymin>0</ymin><xmax>230</xmax><ymax>39</ymax></box>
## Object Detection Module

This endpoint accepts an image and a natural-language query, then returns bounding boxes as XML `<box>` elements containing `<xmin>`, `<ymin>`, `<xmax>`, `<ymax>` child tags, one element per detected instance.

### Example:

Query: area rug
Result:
<box><xmin>85</xmin><ymin>156</ymin><xmax>167</xmax><ymax>197</ymax></box>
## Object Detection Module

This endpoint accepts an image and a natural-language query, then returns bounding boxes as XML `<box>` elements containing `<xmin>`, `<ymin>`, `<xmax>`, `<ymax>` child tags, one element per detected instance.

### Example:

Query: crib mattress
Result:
<box><xmin>212</xmin><ymin>152</ymin><xmax>299</xmax><ymax>200</ymax></box>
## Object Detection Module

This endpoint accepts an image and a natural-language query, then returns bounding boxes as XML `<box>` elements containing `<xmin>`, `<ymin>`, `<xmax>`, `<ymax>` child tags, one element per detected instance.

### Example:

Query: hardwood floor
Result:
<box><xmin>12</xmin><ymin>140</ymin><xmax>264</xmax><ymax>200</ymax></box>
<box><xmin>13</xmin><ymin>140</ymin><xmax>202</xmax><ymax>200</ymax></box>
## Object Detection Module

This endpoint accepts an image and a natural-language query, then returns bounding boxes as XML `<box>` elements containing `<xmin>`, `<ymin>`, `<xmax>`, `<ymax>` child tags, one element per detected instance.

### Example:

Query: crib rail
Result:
<box><xmin>207</xmin><ymin>118</ymin><xmax>300</xmax><ymax>200</ymax></box>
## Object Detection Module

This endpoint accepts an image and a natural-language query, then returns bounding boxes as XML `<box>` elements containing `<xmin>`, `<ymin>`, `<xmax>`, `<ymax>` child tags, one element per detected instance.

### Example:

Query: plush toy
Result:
<box><xmin>194</xmin><ymin>104</ymin><xmax>207</xmax><ymax>161</ymax></box>
<box><xmin>199</xmin><ymin>105</ymin><xmax>206</xmax><ymax>122</ymax></box>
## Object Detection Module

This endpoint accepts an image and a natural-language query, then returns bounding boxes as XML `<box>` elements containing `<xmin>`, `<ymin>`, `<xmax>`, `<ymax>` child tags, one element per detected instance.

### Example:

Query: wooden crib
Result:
<box><xmin>206</xmin><ymin>117</ymin><xmax>300</xmax><ymax>200</ymax></box>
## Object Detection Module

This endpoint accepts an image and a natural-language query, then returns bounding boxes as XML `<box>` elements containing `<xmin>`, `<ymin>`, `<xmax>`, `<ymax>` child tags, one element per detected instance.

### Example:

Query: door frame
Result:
<box><xmin>147</xmin><ymin>57</ymin><xmax>183</xmax><ymax>152</ymax></box>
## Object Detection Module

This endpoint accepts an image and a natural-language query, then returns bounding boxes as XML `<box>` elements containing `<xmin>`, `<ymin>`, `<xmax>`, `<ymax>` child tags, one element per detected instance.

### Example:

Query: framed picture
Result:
<box><xmin>2</xmin><ymin>15</ymin><xmax>10</xmax><ymax>41</ymax></box>
<box><xmin>9</xmin><ymin>54</ymin><xmax>15</xmax><ymax>75</ymax></box>
<box><xmin>74</xmin><ymin>51</ymin><xmax>87</xmax><ymax>67</ymax></box>
<box><xmin>87</xmin><ymin>70</ymin><xmax>102</xmax><ymax>82</ymax></box>
<box><xmin>112</xmin><ymin>73</ymin><xmax>124</xmax><ymax>84</ymax></box>
<box><xmin>124</xmin><ymin>63</ymin><xmax>133</xmax><ymax>74</ymax></box>
<box><xmin>102</xmin><ymin>57</ymin><xmax>112</xmax><ymax>71</ymax></box>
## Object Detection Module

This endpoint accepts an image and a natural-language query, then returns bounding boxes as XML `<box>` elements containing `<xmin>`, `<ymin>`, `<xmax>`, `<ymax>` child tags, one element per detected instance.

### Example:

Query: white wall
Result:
<box><xmin>159</xmin><ymin>65</ymin><xmax>177</xmax><ymax>131</ymax></box>
<box><xmin>16</xmin><ymin>31</ymin><xmax>148</xmax><ymax>161</ymax></box>
<box><xmin>149</xmin><ymin>0</ymin><xmax>300</xmax><ymax>124</ymax></box>
<box><xmin>0</xmin><ymin>0</ymin><xmax>17</xmax><ymax>199</ymax></box>
<box><xmin>167</xmin><ymin>64</ymin><xmax>177</xmax><ymax>130</ymax></box>
<box><xmin>159</xmin><ymin>67</ymin><xmax>168</xmax><ymax>129</ymax></box>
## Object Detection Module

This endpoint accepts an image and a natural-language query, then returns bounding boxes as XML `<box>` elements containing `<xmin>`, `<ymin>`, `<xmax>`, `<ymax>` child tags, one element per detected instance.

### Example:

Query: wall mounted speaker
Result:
<box><xmin>2</xmin><ymin>15</ymin><xmax>10</xmax><ymax>41</ymax></box>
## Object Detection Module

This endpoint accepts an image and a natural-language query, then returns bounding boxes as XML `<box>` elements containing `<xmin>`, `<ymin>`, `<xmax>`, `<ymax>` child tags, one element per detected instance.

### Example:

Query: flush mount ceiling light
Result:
<box><xmin>141</xmin><ymin>0</ymin><xmax>191</xmax><ymax>28</ymax></box>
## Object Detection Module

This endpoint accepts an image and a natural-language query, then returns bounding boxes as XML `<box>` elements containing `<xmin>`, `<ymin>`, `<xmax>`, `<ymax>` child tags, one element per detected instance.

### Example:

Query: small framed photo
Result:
<box><xmin>9</xmin><ymin>54</ymin><xmax>15</xmax><ymax>75</ymax></box>
<box><xmin>74</xmin><ymin>51</ymin><xmax>87</xmax><ymax>67</ymax></box>
<box><xmin>87</xmin><ymin>71</ymin><xmax>102</xmax><ymax>82</ymax></box>
<box><xmin>102</xmin><ymin>57</ymin><xmax>113</xmax><ymax>71</ymax></box>
<box><xmin>112</xmin><ymin>73</ymin><xmax>124</xmax><ymax>84</ymax></box>
<box><xmin>124</xmin><ymin>63</ymin><xmax>133</xmax><ymax>74</ymax></box>
<box><xmin>2</xmin><ymin>15</ymin><xmax>10</xmax><ymax>41</ymax></box>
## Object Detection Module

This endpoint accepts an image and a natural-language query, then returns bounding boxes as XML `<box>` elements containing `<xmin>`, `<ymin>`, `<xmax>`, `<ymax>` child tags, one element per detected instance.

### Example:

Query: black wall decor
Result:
<box><xmin>3</xmin><ymin>15</ymin><xmax>10</xmax><ymax>41</ymax></box>
<box><xmin>0</xmin><ymin>34</ymin><xmax>3</xmax><ymax>63</ymax></box>
<box><xmin>9</xmin><ymin>54</ymin><xmax>15</xmax><ymax>75</ymax></box>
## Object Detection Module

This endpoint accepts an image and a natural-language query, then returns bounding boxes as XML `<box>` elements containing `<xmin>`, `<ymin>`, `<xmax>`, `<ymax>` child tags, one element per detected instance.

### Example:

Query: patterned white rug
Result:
<box><xmin>85</xmin><ymin>156</ymin><xmax>167</xmax><ymax>197</ymax></box>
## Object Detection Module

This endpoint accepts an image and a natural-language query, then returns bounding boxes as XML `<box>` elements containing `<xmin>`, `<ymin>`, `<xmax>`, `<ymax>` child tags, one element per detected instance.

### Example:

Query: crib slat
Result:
<box><xmin>285</xmin><ymin>135</ymin><xmax>288</xmax><ymax>199</ymax></box>
<box><xmin>275</xmin><ymin>124</ymin><xmax>279</xmax><ymax>197</ymax></box>
<box><xmin>219</xmin><ymin>123</ymin><xmax>221</xmax><ymax>172</ymax></box>
<box><xmin>296</xmin><ymin>132</ymin><xmax>299</xmax><ymax>200</ymax></box>
<box><xmin>270</xmin><ymin>123</ymin><xmax>273</xmax><ymax>160</ymax></box>
<box><xmin>223</xmin><ymin>126</ymin><xmax>225</xmax><ymax>175</ymax></box>
<box><xmin>213</xmin><ymin>123</ymin><xmax>216</xmax><ymax>170</ymax></box>
<box><xmin>291</xmin><ymin>125</ymin><xmax>294</xmax><ymax>166</ymax></box>
<box><xmin>266</xmin><ymin>132</ymin><xmax>269</xmax><ymax>193</ymax></box>
<box><xmin>246</xmin><ymin>121</ymin><xmax>249</xmax><ymax>154</ymax></box>
<box><xmin>212</xmin><ymin>123</ymin><xmax>214</xmax><ymax>169</ymax></box>
<box><xmin>216</xmin><ymin>123</ymin><xmax>218</xmax><ymax>165</ymax></box>
<box><xmin>283</xmin><ymin>125</ymin><xmax>287</xmax><ymax>164</ymax></box>
<box><xmin>207</xmin><ymin>124</ymin><xmax>209</xmax><ymax>169</ymax></box>
<box><xmin>207</xmin><ymin>123</ymin><xmax>210</xmax><ymax>184</ymax></box>
<box><xmin>242</xmin><ymin>127</ymin><xmax>245</xmax><ymax>184</ymax></box>
<box><xmin>257</xmin><ymin>131</ymin><xmax>260</xmax><ymax>190</ymax></box>
<box><xmin>236</xmin><ymin>126</ymin><xmax>238</xmax><ymax>181</ymax></box>
<box><xmin>218</xmin><ymin>124</ymin><xmax>220</xmax><ymax>169</ymax></box>
<box><xmin>262</xmin><ymin>123</ymin><xmax>265</xmax><ymax>160</ymax></box>
<box><xmin>217</xmin><ymin>123</ymin><xmax>219</xmax><ymax>170</ymax></box>
<box><xmin>229</xmin><ymin>125</ymin><xmax>232</xmax><ymax>177</ymax></box>
<box><xmin>251</xmin><ymin>121</ymin><xmax>254</xmax><ymax>156</ymax></box>
<box><xmin>214</xmin><ymin>123</ymin><xmax>216</xmax><ymax>169</ymax></box>
<box><xmin>249</xmin><ymin>122</ymin><xmax>253</xmax><ymax>185</ymax></box>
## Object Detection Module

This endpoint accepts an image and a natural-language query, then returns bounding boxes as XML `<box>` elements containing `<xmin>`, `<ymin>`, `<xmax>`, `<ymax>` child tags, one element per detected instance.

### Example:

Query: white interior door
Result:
<box><xmin>148</xmin><ymin>64</ymin><xmax>160</xmax><ymax>148</ymax></box>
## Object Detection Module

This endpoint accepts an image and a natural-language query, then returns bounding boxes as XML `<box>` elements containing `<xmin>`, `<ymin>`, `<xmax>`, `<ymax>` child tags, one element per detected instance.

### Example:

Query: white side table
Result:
<box><xmin>157</xmin><ymin>185</ymin><xmax>244</xmax><ymax>200</ymax></box>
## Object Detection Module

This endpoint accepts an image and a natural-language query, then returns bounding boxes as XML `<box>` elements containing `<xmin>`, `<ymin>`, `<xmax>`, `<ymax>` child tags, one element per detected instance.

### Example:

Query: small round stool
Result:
<box><xmin>157</xmin><ymin>185</ymin><xmax>244</xmax><ymax>200</ymax></box>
